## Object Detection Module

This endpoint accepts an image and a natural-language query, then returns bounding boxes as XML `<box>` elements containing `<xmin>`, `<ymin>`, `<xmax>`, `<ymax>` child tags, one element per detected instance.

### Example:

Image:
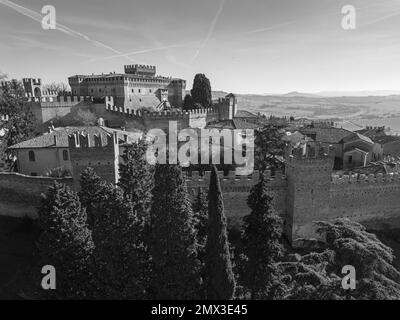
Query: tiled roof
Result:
<box><xmin>373</xmin><ymin>135</ymin><xmax>400</xmax><ymax>145</ymax></box>
<box><xmin>300</xmin><ymin>126</ymin><xmax>352</xmax><ymax>144</ymax></box>
<box><xmin>235</xmin><ymin>110</ymin><xmax>258</xmax><ymax>118</ymax></box>
<box><xmin>206</xmin><ymin>119</ymin><xmax>261</xmax><ymax>130</ymax></box>
<box><xmin>341</xmin><ymin>132</ymin><xmax>374</xmax><ymax>145</ymax></box>
<box><xmin>9</xmin><ymin>126</ymin><xmax>142</xmax><ymax>149</ymax></box>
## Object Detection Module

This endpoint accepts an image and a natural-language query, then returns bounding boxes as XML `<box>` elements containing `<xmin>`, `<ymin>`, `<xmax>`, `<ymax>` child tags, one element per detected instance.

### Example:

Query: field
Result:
<box><xmin>214</xmin><ymin>91</ymin><xmax>400</xmax><ymax>133</ymax></box>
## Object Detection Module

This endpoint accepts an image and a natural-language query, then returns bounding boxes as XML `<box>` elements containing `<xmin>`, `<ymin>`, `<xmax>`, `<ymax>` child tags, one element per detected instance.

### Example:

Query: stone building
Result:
<box><xmin>68</xmin><ymin>64</ymin><xmax>186</xmax><ymax>110</ymax></box>
<box><xmin>8</xmin><ymin>126</ymin><xmax>142</xmax><ymax>177</ymax></box>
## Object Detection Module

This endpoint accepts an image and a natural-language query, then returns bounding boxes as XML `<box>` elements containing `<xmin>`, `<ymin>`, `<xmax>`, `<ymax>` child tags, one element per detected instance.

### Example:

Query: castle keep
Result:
<box><xmin>68</xmin><ymin>64</ymin><xmax>186</xmax><ymax>110</ymax></box>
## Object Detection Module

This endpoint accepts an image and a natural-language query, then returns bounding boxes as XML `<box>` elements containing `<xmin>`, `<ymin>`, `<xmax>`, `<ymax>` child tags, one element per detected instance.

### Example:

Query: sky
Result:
<box><xmin>1</xmin><ymin>0</ymin><xmax>400</xmax><ymax>94</ymax></box>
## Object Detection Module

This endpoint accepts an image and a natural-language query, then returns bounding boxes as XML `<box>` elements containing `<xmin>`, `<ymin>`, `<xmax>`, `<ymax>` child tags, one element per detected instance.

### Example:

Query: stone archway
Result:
<box><xmin>34</xmin><ymin>87</ymin><xmax>41</xmax><ymax>97</ymax></box>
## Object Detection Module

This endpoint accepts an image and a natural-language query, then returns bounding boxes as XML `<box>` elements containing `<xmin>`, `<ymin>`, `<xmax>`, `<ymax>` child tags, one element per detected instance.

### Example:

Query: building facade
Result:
<box><xmin>68</xmin><ymin>64</ymin><xmax>186</xmax><ymax>111</ymax></box>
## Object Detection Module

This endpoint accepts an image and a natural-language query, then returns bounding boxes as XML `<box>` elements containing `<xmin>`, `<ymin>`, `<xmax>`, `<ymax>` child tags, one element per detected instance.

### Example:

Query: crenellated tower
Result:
<box><xmin>68</xmin><ymin>131</ymin><xmax>120</xmax><ymax>185</ymax></box>
<box><xmin>23</xmin><ymin>78</ymin><xmax>42</xmax><ymax>97</ymax></box>
<box><xmin>285</xmin><ymin>143</ymin><xmax>335</xmax><ymax>243</ymax></box>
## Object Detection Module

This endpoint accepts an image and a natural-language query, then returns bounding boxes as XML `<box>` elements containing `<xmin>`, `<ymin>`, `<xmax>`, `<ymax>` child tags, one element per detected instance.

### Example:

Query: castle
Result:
<box><xmin>5</xmin><ymin>66</ymin><xmax>400</xmax><ymax>247</ymax></box>
<box><xmin>68</xmin><ymin>64</ymin><xmax>186</xmax><ymax>111</ymax></box>
<box><xmin>22</xmin><ymin>65</ymin><xmax>239</xmax><ymax>130</ymax></box>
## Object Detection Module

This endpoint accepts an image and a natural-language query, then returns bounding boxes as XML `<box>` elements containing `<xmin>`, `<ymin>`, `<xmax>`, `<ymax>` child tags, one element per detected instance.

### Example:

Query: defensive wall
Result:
<box><xmin>0</xmin><ymin>172</ymin><xmax>73</xmax><ymax>218</ymax></box>
<box><xmin>184</xmin><ymin>170</ymin><xmax>287</xmax><ymax>228</ymax></box>
<box><xmin>27</xmin><ymin>95</ymin><xmax>92</xmax><ymax>123</ymax></box>
<box><xmin>104</xmin><ymin>96</ymin><xmax>219</xmax><ymax>130</ymax></box>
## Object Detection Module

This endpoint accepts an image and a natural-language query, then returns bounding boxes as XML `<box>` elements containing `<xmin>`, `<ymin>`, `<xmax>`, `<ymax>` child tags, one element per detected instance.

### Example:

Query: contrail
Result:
<box><xmin>240</xmin><ymin>21</ymin><xmax>296</xmax><ymax>35</ymax></box>
<box><xmin>0</xmin><ymin>0</ymin><xmax>136</xmax><ymax>62</ymax></box>
<box><xmin>360</xmin><ymin>9</ymin><xmax>400</xmax><ymax>27</ymax></box>
<box><xmin>191</xmin><ymin>0</ymin><xmax>226</xmax><ymax>63</ymax></box>
<box><xmin>88</xmin><ymin>40</ymin><xmax>201</xmax><ymax>62</ymax></box>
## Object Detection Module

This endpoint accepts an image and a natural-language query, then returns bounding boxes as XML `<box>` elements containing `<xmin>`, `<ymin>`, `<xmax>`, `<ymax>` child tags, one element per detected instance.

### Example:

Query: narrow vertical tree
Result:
<box><xmin>191</xmin><ymin>74</ymin><xmax>212</xmax><ymax>108</ymax></box>
<box><xmin>182</xmin><ymin>94</ymin><xmax>195</xmax><ymax>111</ymax></box>
<box><xmin>204</xmin><ymin>166</ymin><xmax>236</xmax><ymax>300</ymax></box>
<box><xmin>92</xmin><ymin>183</ymin><xmax>151</xmax><ymax>299</ymax></box>
<box><xmin>149</xmin><ymin>164</ymin><xmax>201</xmax><ymax>299</ymax></box>
<box><xmin>241</xmin><ymin>174</ymin><xmax>284</xmax><ymax>299</ymax></box>
<box><xmin>36</xmin><ymin>181</ymin><xmax>94</xmax><ymax>299</ymax></box>
<box><xmin>118</xmin><ymin>140</ymin><xmax>154</xmax><ymax>220</ymax></box>
<box><xmin>192</xmin><ymin>188</ymin><xmax>208</xmax><ymax>249</ymax></box>
<box><xmin>79</xmin><ymin>167</ymin><xmax>106</xmax><ymax>228</ymax></box>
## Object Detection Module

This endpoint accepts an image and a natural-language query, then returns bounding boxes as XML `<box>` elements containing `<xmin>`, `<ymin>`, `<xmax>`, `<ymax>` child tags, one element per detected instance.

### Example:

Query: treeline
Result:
<box><xmin>34</xmin><ymin>139</ymin><xmax>400</xmax><ymax>300</ymax></box>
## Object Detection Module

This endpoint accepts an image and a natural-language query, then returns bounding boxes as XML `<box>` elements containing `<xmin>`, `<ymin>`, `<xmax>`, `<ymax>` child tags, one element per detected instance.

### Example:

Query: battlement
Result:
<box><xmin>331</xmin><ymin>172</ymin><xmax>400</xmax><ymax>185</ymax></box>
<box><xmin>23</xmin><ymin>78</ymin><xmax>41</xmax><ymax>85</ymax></box>
<box><xmin>184</xmin><ymin>169</ymin><xmax>286</xmax><ymax>185</ymax></box>
<box><xmin>287</xmin><ymin>143</ymin><xmax>334</xmax><ymax>164</ymax></box>
<box><xmin>68</xmin><ymin>132</ymin><xmax>117</xmax><ymax>149</ymax></box>
<box><xmin>105</xmin><ymin>96</ymin><xmax>216</xmax><ymax>120</ymax></box>
<box><xmin>27</xmin><ymin>95</ymin><xmax>91</xmax><ymax>104</ymax></box>
<box><xmin>124</xmin><ymin>64</ymin><xmax>156</xmax><ymax>76</ymax></box>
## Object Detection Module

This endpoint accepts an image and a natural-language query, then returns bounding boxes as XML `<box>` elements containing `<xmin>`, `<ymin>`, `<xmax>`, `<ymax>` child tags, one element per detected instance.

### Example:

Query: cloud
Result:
<box><xmin>191</xmin><ymin>0</ymin><xmax>226</xmax><ymax>63</ymax></box>
<box><xmin>0</xmin><ymin>0</ymin><xmax>136</xmax><ymax>62</ymax></box>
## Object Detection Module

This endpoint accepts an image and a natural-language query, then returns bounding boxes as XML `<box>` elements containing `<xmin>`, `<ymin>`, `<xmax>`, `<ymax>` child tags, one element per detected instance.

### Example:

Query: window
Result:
<box><xmin>63</xmin><ymin>150</ymin><xmax>69</xmax><ymax>161</ymax></box>
<box><xmin>28</xmin><ymin>150</ymin><xmax>35</xmax><ymax>162</ymax></box>
<box><xmin>348</xmin><ymin>156</ymin><xmax>353</xmax><ymax>164</ymax></box>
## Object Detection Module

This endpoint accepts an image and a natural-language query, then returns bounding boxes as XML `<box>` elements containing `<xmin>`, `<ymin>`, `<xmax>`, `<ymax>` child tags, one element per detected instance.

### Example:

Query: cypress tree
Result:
<box><xmin>191</xmin><ymin>74</ymin><xmax>212</xmax><ymax>108</ymax></box>
<box><xmin>192</xmin><ymin>188</ymin><xmax>208</xmax><ymax>249</ymax></box>
<box><xmin>149</xmin><ymin>164</ymin><xmax>201</xmax><ymax>299</ymax></box>
<box><xmin>182</xmin><ymin>94</ymin><xmax>195</xmax><ymax>111</ymax></box>
<box><xmin>204</xmin><ymin>166</ymin><xmax>236</xmax><ymax>300</ymax></box>
<box><xmin>118</xmin><ymin>140</ymin><xmax>154</xmax><ymax>220</ymax></box>
<box><xmin>36</xmin><ymin>181</ymin><xmax>94</xmax><ymax>299</ymax></box>
<box><xmin>78</xmin><ymin>167</ymin><xmax>106</xmax><ymax>227</ymax></box>
<box><xmin>92</xmin><ymin>183</ymin><xmax>151</xmax><ymax>299</ymax></box>
<box><xmin>241</xmin><ymin>173</ymin><xmax>284</xmax><ymax>299</ymax></box>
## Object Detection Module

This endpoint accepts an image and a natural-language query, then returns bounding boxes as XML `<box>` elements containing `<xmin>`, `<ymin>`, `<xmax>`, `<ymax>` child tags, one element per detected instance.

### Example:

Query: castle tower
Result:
<box><xmin>285</xmin><ymin>143</ymin><xmax>334</xmax><ymax>244</ymax></box>
<box><xmin>215</xmin><ymin>93</ymin><xmax>238</xmax><ymax>121</ymax></box>
<box><xmin>124</xmin><ymin>64</ymin><xmax>156</xmax><ymax>77</ymax></box>
<box><xmin>68</xmin><ymin>131</ymin><xmax>120</xmax><ymax>186</ymax></box>
<box><xmin>167</xmin><ymin>79</ymin><xmax>186</xmax><ymax>108</ymax></box>
<box><xmin>23</xmin><ymin>78</ymin><xmax>42</xmax><ymax>97</ymax></box>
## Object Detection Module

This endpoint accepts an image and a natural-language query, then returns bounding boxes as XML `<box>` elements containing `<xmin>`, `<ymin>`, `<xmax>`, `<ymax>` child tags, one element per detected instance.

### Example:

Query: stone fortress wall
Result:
<box><xmin>2</xmin><ymin>134</ymin><xmax>400</xmax><ymax>244</ymax></box>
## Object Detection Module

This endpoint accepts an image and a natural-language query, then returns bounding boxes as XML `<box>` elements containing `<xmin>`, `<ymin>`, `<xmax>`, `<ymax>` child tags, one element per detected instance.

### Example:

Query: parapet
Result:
<box><xmin>104</xmin><ymin>97</ymin><xmax>216</xmax><ymax>120</ymax></box>
<box><xmin>23</xmin><ymin>78</ymin><xmax>41</xmax><ymax>85</ymax></box>
<box><xmin>287</xmin><ymin>142</ymin><xmax>335</xmax><ymax>163</ymax></box>
<box><xmin>124</xmin><ymin>64</ymin><xmax>156</xmax><ymax>76</ymax></box>
<box><xmin>184</xmin><ymin>169</ymin><xmax>286</xmax><ymax>186</ymax></box>
<box><xmin>27</xmin><ymin>95</ymin><xmax>91</xmax><ymax>105</ymax></box>
<box><xmin>68</xmin><ymin>132</ymin><xmax>117</xmax><ymax>149</ymax></box>
<box><xmin>331</xmin><ymin>172</ymin><xmax>400</xmax><ymax>185</ymax></box>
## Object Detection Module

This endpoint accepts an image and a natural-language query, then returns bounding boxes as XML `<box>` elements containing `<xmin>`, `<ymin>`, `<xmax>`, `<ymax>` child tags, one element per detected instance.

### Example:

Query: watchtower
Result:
<box><xmin>285</xmin><ymin>143</ymin><xmax>334</xmax><ymax>243</ymax></box>
<box><xmin>23</xmin><ymin>78</ymin><xmax>42</xmax><ymax>97</ymax></box>
<box><xmin>68</xmin><ymin>131</ymin><xmax>120</xmax><ymax>185</ymax></box>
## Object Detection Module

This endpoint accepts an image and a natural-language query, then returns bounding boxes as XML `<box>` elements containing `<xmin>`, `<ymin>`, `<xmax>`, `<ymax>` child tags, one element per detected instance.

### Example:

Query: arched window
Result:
<box><xmin>28</xmin><ymin>150</ymin><xmax>35</xmax><ymax>162</ymax></box>
<box><xmin>63</xmin><ymin>150</ymin><xmax>69</xmax><ymax>161</ymax></box>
